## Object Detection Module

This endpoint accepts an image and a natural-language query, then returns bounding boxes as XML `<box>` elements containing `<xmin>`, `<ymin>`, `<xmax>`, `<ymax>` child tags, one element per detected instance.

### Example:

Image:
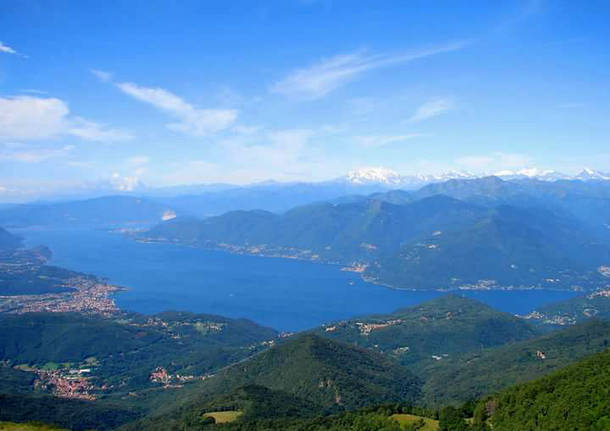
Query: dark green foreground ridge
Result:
<box><xmin>477</xmin><ymin>349</ymin><xmax>610</xmax><ymax>430</ymax></box>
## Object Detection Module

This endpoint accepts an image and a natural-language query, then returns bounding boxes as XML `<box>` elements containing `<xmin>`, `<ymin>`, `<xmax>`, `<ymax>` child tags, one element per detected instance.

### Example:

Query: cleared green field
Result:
<box><xmin>391</xmin><ymin>414</ymin><xmax>439</xmax><ymax>430</ymax></box>
<box><xmin>203</xmin><ymin>411</ymin><xmax>243</xmax><ymax>424</ymax></box>
<box><xmin>0</xmin><ymin>422</ymin><xmax>68</xmax><ymax>431</ymax></box>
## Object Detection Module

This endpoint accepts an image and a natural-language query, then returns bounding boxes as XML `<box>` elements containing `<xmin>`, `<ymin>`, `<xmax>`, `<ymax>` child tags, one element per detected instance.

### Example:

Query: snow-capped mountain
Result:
<box><xmin>574</xmin><ymin>168</ymin><xmax>610</xmax><ymax>181</ymax></box>
<box><xmin>495</xmin><ymin>168</ymin><xmax>610</xmax><ymax>182</ymax></box>
<box><xmin>343</xmin><ymin>167</ymin><xmax>477</xmax><ymax>189</ymax></box>
<box><xmin>493</xmin><ymin>168</ymin><xmax>572</xmax><ymax>181</ymax></box>
<box><xmin>340</xmin><ymin>166</ymin><xmax>610</xmax><ymax>189</ymax></box>
<box><xmin>345</xmin><ymin>167</ymin><xmax>405</xmax><ymax>185</ymax></box>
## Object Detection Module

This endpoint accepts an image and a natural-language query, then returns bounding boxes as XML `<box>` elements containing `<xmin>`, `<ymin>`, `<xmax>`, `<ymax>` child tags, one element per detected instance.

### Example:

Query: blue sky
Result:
<box><xmin>1</xmin><ymin>0</ymin><xmax>609</xmax><ymax>199</ymax></box>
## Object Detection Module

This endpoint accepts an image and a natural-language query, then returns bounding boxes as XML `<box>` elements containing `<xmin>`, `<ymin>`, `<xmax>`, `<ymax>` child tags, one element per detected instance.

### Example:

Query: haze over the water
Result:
<box><xmin>1</xmin><ymin>0</ymin><xmax>610</xmax><ymax>202</ymax></box>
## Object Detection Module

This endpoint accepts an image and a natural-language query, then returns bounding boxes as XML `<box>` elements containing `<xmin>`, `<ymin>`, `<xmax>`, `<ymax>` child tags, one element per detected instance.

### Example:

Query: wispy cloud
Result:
<box><xmin>271</xmin><ymin>41</ymin><xmax>468</xmax><ymax>99</ymax></box>
<box><xmin>67</xmin><ymin>117</ymin><xmax>133</xmax><ymax>142</ymax></box>
<box><xmin>161</xmin><ymin>128</ymin><xmax>329</xmax><ymax>184</ymax></box>
<box><xmin>93</xmin><ymin>70</ymin><xmax>238</xmax><ymax>137</ymax></box>
<box><xmin>0</xmin><ymin>41</ymin><xmax>18</xmax><ymax>55</ymax></box>
<box><xmin>110</xmin><ymin>172</ymin><xmax>144</xmax><ymax>191</ymax></box>
<box><xmin>0</xmin><ymin>41</ymin><xmax>27</xmax><ymax>58</ymax></box>
<box><xmin>408</xmin><ymin>98</ymin><xmax>454</xmax><ymax>122</ymax></box>
<box><xmin>115</xmin><ymin>81</ymin><xmax>237</xmax><ymax>136</ymax></box>
<box><xmin>354</xmin><ymin>134</ymin><xmax>423</xmax><ymax>148</ymax></box>
<box><xmin>0</xmin><ymin>96</ymin><xmax>132</xmax><ymax>142</ymax></box>
<box><xmin>0</xmin><ymin>142</ymin><xmax>74</xmax><ymax>163</ymax></box>
<box><xmin>90</xmin><ymin>69</ymin><xmax>113</xmax><ymax>82</ymax></box>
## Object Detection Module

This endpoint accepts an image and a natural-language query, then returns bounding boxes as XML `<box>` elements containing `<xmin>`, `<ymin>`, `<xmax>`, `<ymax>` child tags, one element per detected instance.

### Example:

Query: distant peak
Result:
<box><xmin>493</xmin><ymin>168</ymin><xmax>569</xmax><ymax>181</ymax></box>
<box><xmin>346</xmin><ymin>167</ymin><xmax>403</xmax><ymax>185</ymax></box>
<box><xmin>575</xmin><ymin>168</ymin><xmax>610</xmax><ymax>180</ymax></box>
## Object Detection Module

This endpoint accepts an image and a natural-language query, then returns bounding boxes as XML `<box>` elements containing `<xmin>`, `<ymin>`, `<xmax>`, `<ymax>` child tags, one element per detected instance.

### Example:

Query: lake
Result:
<box><xmin>18</xmin><ymin>227</ymin><xmax>579</xmax><ymax>331</ymax></box>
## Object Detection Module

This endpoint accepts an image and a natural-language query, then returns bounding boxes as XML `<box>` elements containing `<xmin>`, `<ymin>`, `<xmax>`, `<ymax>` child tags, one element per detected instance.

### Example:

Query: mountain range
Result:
<box><xmin>3</xmin><ymin>174</ymin><xmax>609</xmax><ymax>291</ymax></box>
<box><xmin>141</xmin><ymin>176</ymin><xmax>610</xmax><ymax>291</ymax></box>
<box><xmin>4</xmin><ymin>166</ymin><xmax>610</xmax><ymax>216</ymax></box>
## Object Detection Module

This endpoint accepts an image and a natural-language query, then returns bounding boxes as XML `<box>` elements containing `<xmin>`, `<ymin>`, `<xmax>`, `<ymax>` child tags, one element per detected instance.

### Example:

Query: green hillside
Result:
<box><xmin>421</xmin><ymin>319</ymin><xmax>610</xmax><ymax>405</ymax></box>
<box><xmin>127</xmin><ymin>334</ymin><xmax>421</xmax><ymax>430</ymax></box>
<box><xmin>201</xmin><ymin>384</ymin><xmax>321</xmax><ymax>421</ymax></box>
<box><xmin>0</xmin><ymin>312</ymin><xmax>276</xmax><ymax>392</ymax></box>
<box><xmin>200</xmin><ymin>334</ymin><xmax>421</xmax><ymax>409</ymax></box>
<box><xmin>477</xmin><ymin>349</ymin><xmax>610</xmax><ymax>430</ymax></box>
<box><xmin>371</xmin><ymin>204</ymin><xmax>610</xmax><ymax>289</ymax></box>
<box><xmin>314</xmin><ymin>295</ymin><xmax>539</xmax><ymax>369</ymax></box>
<box><xmin>144</xmin><ymin>195</ymin><xmax>485</xmax><ymax>262</ymax></box>
<box><xmin>522</xmin><ymin>290</ymin><xmax>610</xmax><ymax>327</ymax></box>
<box><xmin>0</xmin><ymin>393</ymin><xmax>139</xmax><ymax>431</ymax></box>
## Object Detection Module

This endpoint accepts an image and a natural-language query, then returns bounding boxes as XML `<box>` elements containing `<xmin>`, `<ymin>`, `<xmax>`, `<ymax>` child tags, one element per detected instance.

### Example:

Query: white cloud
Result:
<box><xmin>408</xmin><ymin>98</ymin><xmax>454</xmax><ymax>122</ymax></box>
<box><xmin>0</xmin><ymin>142</ymin><xmax>74</xmax><ymax>163</ymax></box>
<box><xmin>271</xmin><ymin>41</ymin><xmax>467</xmax><ymax>99</ymax></box>
<box><xmin>90</xmin><ymin>69</ymin><xmax>113</xmax><ymax>82</ymax></box>
<box><xmin>67</xmin><ymin>117</ymin><xmax>133</xmax><ymax>142</ymax></box>
<box><xmin>0</xmin><ymin>97</ymin><xmax>68</xmax><ymax>140</ymax></box>
<box><xmin>354</xmin><ymin>134</ymin><xmax>423</xmax><ymax>148</ymax></box>
<box><xmin>161</xmin><ymin>128</ymin><xmax>329</xmax><ymax>185</ymax></box>
<box><xmin>0</xmin><ymin>96</ymin><xmax>131</xmax><ymax>142</ymax></box>
<box><xmin>0</xmin><ymin>41</ymin><xmax>22</xmax><ymax>56</ymax></box>
<box><xmin>113</xmin><ymin>81</ymin><xmax>238</xmax><ymax>136</ymax></box>
<box><xmin>110</xmin><ymin>172</ymin><xmax>144</xmax><ymax>191</ymax></box>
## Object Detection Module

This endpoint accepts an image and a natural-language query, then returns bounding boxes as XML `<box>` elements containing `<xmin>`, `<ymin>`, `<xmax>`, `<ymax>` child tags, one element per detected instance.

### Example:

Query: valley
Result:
<box><xmin>1</xmin><ymin>176</ymin><xmax>610</xmax><ymax>430</ymax></box>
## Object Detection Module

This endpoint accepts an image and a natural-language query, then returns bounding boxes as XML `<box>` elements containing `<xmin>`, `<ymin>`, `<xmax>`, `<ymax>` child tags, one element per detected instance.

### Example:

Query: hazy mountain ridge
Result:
<box><xmin>0</xmin><ymin>196</ymin><xmax>177</xmax><ymax>228</ymax></box>
<box><xmin>141</xmin><ymin>177</ymin><xmax>610</xmax><ymax>291</ymax></box>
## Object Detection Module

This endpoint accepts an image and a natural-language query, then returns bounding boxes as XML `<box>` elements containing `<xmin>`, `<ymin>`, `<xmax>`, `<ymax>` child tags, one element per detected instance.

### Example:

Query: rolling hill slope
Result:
<box><xmin>313</xmin><ymin>295</ymin><xmax>539</xmax><ymax>369</ymax></box>
<box><xmin>420</xmin><ymin>319</ymin><xmax>610</xmax><ymax>405</ymax></box>
<box><xmin>0</xmin><ymin>312</ymin><xmax>277</xmax><ymax>392</ymax></box>
<box><xmin>198</xmin><ymin>333</ymin><xmax>421</xmax><ymax>410</ymax></box>
<box><xmin>128</xmin><ymin>334</ymin><xmax>421</xmax><ymax>430</ymax></box>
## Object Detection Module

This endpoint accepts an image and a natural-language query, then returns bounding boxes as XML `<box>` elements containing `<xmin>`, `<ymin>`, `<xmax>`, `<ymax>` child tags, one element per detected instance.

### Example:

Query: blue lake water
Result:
<box><xmin>18</xmin><ymin>227</ymin><xmax>579</xmax><ymax>331</ymax></box>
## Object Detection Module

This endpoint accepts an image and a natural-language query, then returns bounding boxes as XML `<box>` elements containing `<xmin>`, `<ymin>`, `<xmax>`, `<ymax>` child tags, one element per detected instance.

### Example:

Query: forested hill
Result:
<box><xmin>479</xmin><ymin>348</ymin><xmax>610</xmax><ymax>430</ymax></box>
<box><xmin>421</xmin><ymin>318</ymin><xmax>610</xmax><ymax>405</ymax></box>
<box><xmin>521</xmin><ymin>289</ymin><xmax>610</xmax><ymax>326</ymax></box>
<box><xmin>0</xmin><ymin>311</ymin><xmax>277</xmax><ymax>393</ymax></box>
<box><xmin>196</xmin><ymin>333</ymin><xmax>421</xmax><ymax>410</ymax></box>
<box><xmin>312</xmin><ymin>295</ymin><xmax>539</xmax><ymax>368</ymax></box>
<box><xmin>144</xmin><ymin>194</ymin><xmax>486</xmax><ymax>262</ymax></box>
<box><xmin>129</xmin><ymin>334</ymin><xmax>421</xmax><ymax>430</ymax></box>
<box><xmin>142</xmin><ymin>186</ymin><xmax>610</xmax><ymax>290</ymax></box>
